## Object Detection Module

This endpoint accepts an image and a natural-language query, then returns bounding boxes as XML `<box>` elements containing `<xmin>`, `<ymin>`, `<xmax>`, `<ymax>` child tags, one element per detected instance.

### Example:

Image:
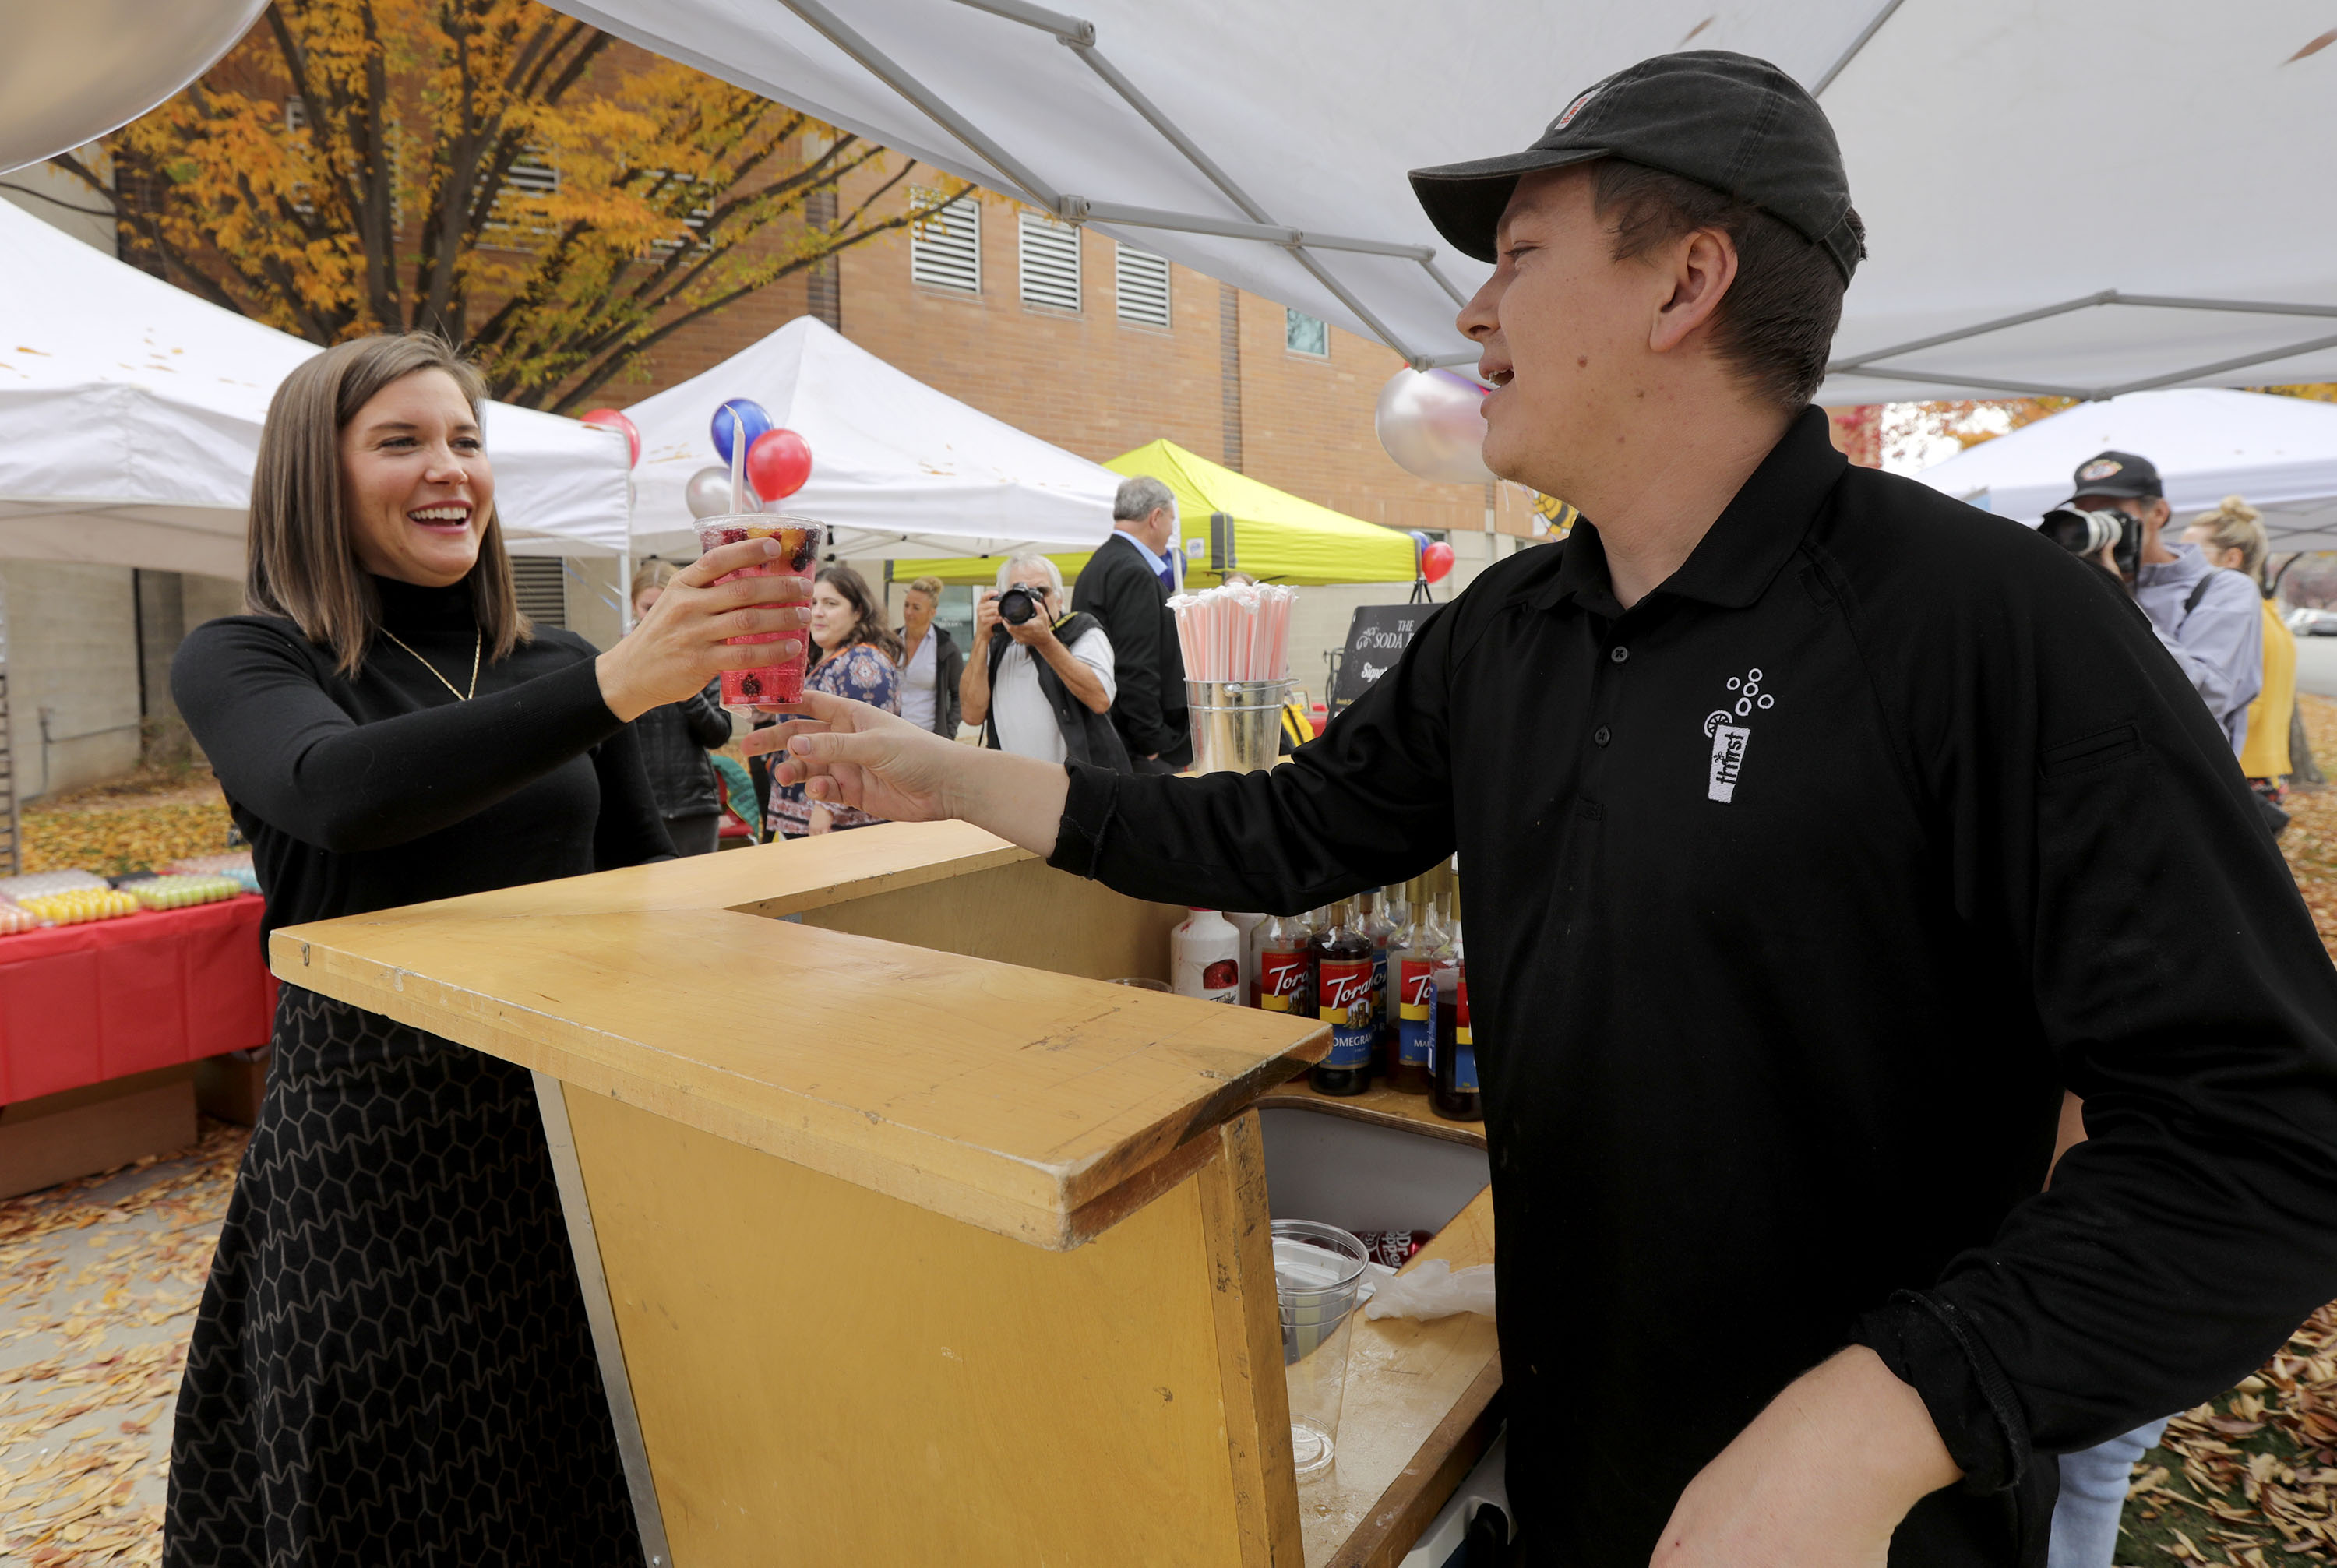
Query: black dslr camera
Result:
<box><xmin>995</xmin><ymin>583</ymin><xmax>1046</xmax><ymax>628</ymax></box>
<box><xmin>2040</xmin><ymin>506</ymin><xmax>2144</xmax><ymax>580</ymax></box>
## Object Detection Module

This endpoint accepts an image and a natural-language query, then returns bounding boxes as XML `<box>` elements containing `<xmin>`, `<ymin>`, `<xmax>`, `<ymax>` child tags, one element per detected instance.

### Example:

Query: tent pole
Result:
<box><xmin>1812</xmin><ymin>0</ymin><xmax>1912</xmax><ymax>96</ymax></box>
<box><xmin>776</xmin><ymin>0</ymin><xmax>1064</xmax><ymax>213</ymax></box>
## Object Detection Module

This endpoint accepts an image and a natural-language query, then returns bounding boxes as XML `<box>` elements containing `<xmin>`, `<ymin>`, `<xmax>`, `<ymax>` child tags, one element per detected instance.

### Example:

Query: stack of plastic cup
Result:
<box><xmin>1272</xmin><ymin>1219</ymin><xmax>1370</xmax><ymax>1478</ymax></box>
<box><xmin>693</xmin><ymin>515</ymin><xmax>826</xmax><ymax>708</ymax></box>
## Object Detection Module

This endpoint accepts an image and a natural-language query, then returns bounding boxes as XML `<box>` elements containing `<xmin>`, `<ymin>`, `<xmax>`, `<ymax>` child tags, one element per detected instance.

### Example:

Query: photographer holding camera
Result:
<box><xmin>2045</xmin><ymin>450</ymin><xmax>2262</xmax><ymax>756</ymax></box>
<box><xmin>961</xmin><ymin>555</ymin><xmax>1130</xmax><ymax>770</ymax></box>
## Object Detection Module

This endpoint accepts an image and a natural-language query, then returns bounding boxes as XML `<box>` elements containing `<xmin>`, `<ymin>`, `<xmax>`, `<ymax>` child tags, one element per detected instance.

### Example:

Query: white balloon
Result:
<box><xmin>2</xmin><ymin>0</ymin><xmax>272</xmax><ymax>175</ymax></box>
<box><xmin>1376</xmin><ymin>368</ymin><xmax>1498</xmax><ymax>486</ymax></box>
<box><xmin>685</xmin><ymin>465</ymin><xmax>751</xmax><ymax>520</ymax></box>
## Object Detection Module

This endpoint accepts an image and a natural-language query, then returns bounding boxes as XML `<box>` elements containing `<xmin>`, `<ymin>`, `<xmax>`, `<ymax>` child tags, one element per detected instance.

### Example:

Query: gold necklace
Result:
<box><xmin>379</xmin><ymin>626</ymin><xmax>481</xmax><ymax>701</ymax></box>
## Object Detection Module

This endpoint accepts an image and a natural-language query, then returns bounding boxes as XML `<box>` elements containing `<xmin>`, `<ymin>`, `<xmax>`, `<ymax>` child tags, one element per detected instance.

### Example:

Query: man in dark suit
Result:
<box><xmin>1073</xmin><ymin>475</ymin><xmax>1190</xmax><ymax>771</ymax></box>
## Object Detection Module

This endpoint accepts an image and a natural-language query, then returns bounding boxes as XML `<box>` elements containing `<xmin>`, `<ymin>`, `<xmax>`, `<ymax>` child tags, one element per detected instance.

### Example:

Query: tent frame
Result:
<box><xmin>775</xmin><ymin>0</ymin><xmax>1926</xmax><ymax>375</ymax></box>
<box><xmin>781</xmin><ymin>0</ymin><xmax>1481</xmax><ymax>368</ymax></box>
<box><xmin>1827</xmin><ymin>292</ymin><xmax>2337</xmax><ymax>402</ymax></box>
<box><xmin>774</xmin><ymin>0</ymin><xmax>2337</xmax><ymax>406</ymax></box>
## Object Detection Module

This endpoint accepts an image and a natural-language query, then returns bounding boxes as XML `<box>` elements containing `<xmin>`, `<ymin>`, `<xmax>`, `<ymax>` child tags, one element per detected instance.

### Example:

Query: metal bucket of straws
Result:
<box><xmin>1172</xmin><ymin>582</ymin><xmax>1298</xmax><ymax>777</ymax></box>
<box><xmin>1185</xmin><ymin>678</ymin><xmax>1290</xmax><ymax>775</ymax></box>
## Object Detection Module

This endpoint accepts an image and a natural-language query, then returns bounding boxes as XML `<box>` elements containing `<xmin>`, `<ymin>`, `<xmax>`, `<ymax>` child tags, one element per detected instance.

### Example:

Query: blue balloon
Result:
<box><xmin>711</xmin><ymin>398</ymin><xmax>773</xmax><ymax>465</ymax></box>
<box><xmin>1408</xmin><ymin>530</ymin><xmax>1432</xmax><ymax>556</ymax></box>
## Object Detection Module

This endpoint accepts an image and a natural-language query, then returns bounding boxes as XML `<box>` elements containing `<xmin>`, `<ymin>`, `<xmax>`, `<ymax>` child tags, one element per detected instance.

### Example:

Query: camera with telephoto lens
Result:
<box><xmin>2040</xmin><ymin>505</ymin><xmax>2145</xmax><ymax>580</ymax></box>
<box><xmin>995</xmin><ymin>583</ymin><xmax>1046</xmax><ymax>629</ymax></box>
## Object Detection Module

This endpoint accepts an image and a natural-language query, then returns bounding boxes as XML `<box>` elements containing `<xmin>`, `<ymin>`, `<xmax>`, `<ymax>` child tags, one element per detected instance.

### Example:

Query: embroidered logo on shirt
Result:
<box><xmin>1701</xmin><ymin>668</ymin><xmax>1775</xmax><ymax>803</ymax></box>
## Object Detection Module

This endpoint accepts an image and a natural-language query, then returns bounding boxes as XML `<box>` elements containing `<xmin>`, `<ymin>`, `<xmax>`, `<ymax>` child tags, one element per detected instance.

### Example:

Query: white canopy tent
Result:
<box><xmin>0</xmin><ymin>198</ymin><xmax>630</xmax><ymax>581</ymax></box>
<box><xmin>1913</xmin><ymin>389</ymin><xmax>2337</xmax><ymax>555</ymax></box>
<box><xmin>626</xmin><ymin>315</ymin><xmax>1118</xmax><ymax>562</ymax></box>
<box><xmin>545</xmin><ymin>0</ymin><xmax>2337</xmax><ymax>407</ymax></box>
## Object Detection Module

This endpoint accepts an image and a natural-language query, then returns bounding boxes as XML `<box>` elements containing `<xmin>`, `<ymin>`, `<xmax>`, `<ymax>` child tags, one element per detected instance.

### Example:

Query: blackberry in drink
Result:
<box><xmin>1308</xmin><ymin>900</ymin><xmax>1376</xmax><ymax>1097</ymax></box>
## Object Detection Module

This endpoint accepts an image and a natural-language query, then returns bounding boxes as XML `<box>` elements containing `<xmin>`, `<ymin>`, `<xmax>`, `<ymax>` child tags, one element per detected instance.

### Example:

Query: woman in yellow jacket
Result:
<box><xmin>2184</xmin><ymin>496</ymin><xmax>2294</xmax><ymax>798</ymax></box>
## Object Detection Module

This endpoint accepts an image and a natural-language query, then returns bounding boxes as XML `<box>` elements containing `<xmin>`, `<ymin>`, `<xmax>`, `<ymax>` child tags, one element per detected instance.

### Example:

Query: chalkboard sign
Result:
<box><xmin>1331</xmin><ymin>604</ymin><xmax>1429</xmax><ymax>710</ymax></box>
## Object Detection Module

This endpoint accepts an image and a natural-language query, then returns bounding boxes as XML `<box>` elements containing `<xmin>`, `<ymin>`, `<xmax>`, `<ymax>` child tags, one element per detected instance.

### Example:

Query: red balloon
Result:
<box><xmin>747</xmin><ymin>428</ymin><xmax>813</xmax><ymax>502</ymax></box>
<box><xmin>1422</xmin><ymin>541</ymin><xmax>1456</xmax><ymax>583</ymax></box>
<box><xmin>580</xmin><ymin>407</ymin><xmax>640</xmax><ymax>467</ymax></box>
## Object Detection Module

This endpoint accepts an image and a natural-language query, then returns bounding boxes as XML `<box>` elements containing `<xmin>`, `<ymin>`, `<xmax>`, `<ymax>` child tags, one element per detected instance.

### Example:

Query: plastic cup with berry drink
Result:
<box><xmin>693</xmin><ymin>515</ymin><xmax>824</xmax><ymax>708</ymax></box>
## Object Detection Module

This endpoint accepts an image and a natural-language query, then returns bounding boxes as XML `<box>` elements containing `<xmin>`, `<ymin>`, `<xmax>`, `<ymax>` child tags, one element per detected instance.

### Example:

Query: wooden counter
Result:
<box><xmin>274</xmin><ymin>823</ymin><xmax>1500</xmax><ymax>1566</ymax></box>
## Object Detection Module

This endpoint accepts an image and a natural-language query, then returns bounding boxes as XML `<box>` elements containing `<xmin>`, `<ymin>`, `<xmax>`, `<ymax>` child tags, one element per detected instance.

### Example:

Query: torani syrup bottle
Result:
<box><xmin>1430</xmin><ymin>858</ymin><xmax>1482</xmax><ymax>1120</ymax></box>
<box><xmin>1307</xmin><ymin>900</ymin><xmax>1376</xmax><ymax>1096</ymax></box>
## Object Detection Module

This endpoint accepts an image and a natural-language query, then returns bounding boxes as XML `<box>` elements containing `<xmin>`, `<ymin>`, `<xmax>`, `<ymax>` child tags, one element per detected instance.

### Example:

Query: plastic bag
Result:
<box><xmin>1362</xmin><ymin>1257</ymin><xmax>1496</xmax><ymax>1322</ymax></box>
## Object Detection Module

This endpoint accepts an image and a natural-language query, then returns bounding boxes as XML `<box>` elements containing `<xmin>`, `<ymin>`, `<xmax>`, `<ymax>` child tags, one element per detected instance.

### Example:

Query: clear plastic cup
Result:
<box><xmin>693</xmin><ymin>513</ymin><xmax>824</xmax><ymax>707</ymax></box>
<box><xmin>1272</xmin><ymin>1219</ymin><xmax>1369</xmax><ymax>1479</ymax></box>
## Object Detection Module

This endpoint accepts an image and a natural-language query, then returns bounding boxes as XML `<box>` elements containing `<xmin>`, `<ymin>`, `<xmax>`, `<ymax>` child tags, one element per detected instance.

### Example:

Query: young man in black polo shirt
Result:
<box><xmin>753</xmin><ymin>51</ymin><xmax>2337</xmax><ymax>1567</ymax></box>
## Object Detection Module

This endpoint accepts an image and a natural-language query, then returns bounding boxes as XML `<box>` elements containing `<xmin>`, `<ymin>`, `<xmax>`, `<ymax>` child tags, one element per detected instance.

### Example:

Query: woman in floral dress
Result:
<box><xmin>766</xmin><ymin>564</ymin><xmax>902</xmax><ymax>837</ymax></box>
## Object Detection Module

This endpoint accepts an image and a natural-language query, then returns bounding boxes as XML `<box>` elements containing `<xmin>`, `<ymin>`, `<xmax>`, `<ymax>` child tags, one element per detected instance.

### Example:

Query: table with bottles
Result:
<box><xmin>269</xmin><ymin>821</ymin><xmax>1500</xmax><ymax>1566</ymax></box>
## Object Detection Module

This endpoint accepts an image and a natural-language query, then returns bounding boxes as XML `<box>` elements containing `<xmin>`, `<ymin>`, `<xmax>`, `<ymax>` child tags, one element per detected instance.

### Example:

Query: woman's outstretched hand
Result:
<box><xmin>740</xmin><ymin>692</ymin><xmax>1070</xmax><ymax>856</ymax></box>
<box><xmin>594</xmin><ymin>538</ymin><xmax>812</xmax><ymax>722</ymax></box>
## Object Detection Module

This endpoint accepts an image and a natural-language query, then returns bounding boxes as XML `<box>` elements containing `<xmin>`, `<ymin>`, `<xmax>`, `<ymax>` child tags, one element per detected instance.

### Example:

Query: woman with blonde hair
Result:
<box><xmin>165</xmin><ymin>333</ymin><xmax>807</xmax><ymax>1563</ymax></box>
<box><xmin>2184</xmin><ymin>495</ymin><xmax>2296</xmax><ymax>800</ymax></box>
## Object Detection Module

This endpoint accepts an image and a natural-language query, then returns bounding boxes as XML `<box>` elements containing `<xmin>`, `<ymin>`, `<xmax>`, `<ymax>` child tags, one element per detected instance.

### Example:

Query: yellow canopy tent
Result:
<box><xmin>893</xmin><ymin>438</ymin><xmax>1417</xmax><ymax>587</ymax></box>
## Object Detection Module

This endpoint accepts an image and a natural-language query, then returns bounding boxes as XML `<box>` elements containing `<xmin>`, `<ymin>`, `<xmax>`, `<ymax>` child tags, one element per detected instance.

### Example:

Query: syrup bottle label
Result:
<box><xmin>1317</xmin><ymin>958</ymin><xmax>1376</xmax><ymax>1067</ymax></box>
<box><xmin>1453</xmin><ymin>975</ymin><xmax>1478</xmax><ymax>1092</ymax></box>
<box><xmin>1259</xmin><ymin>950</ymin><xmax>1308</xmax><ymax>1013</ymax></box>
<box><xmin>1396</xmin><ymin>958</ymin><xmax>1436</xmax><ymax>1068</ymax></box>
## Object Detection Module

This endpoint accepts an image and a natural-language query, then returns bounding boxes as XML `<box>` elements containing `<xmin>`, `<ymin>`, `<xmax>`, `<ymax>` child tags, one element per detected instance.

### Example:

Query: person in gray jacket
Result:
<box><xmin>628</xmin><ymin>561</ymin><xmax>732</xmax><ymax>853</ymax></box>
<box><xmin>2066</xmin><ymin>450</ymin><xmax>2262</xmax><ymax>756</ymax></box>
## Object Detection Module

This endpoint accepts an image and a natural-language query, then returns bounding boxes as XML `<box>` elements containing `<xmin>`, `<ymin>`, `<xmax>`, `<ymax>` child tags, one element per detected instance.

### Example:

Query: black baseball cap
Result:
<box><xmin>2064</xmin><ymin>450</ymin><xmax>2163</xmax><ymax>503</ymax></box>
<box><xmin>1408</xmin><ymin>50</ymin><xmax>1862</xmax><ymax>284</ymax></box>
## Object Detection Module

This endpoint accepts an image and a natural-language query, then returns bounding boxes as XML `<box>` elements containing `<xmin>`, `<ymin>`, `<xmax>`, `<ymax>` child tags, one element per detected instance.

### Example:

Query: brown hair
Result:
<box><xmin>2187</xmin><ymin>495</ymin><xmax>2269</xmax><ymax>583</ymax></box>
<box><xmin>1591</xmin><ymin>160</ymin><xmax>1864</xmax><ymax>409</ymax></box>
<box><xmin>631</xmin><ymin>558</ymin><xmax>681</xmax><ymax>603</ymax></box>
<box><xmin>247</xmin><ymin>333</ymin><xmax>529</xmax><ymax>675</ymax></box>
<box><xmin>813</xmin><ymin>565</ymin><xmax>904</xmax><ymax>666</ymax></box>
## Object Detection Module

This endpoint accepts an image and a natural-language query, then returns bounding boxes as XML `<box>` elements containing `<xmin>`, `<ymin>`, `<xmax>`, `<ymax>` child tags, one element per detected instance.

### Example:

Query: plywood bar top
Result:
<box><xmin>270</xmin><ymin>823</ymin><xmax>1329</xmax><ymax>1250</ymax></box>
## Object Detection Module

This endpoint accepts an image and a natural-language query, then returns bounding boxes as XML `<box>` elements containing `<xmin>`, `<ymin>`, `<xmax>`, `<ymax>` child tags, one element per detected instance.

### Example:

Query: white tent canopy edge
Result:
<box><xmin>624</xmin><ymin>315</ymin><xmax>1119</xmax><ymax>564</ymax></box>
<box><xmin>547</xmin><ymin>0</ymin><xmax>2337</xmax><ymax>407</ymax></box>
<box><xmin>1912</xmin><ymin>389</ymin><xmax>2337</xmax><ymax>557</ymax></box>
<box><xmin>0</xmin><ymin>197</ymin><xmax>631</xmax><ymax>582</ymax></box>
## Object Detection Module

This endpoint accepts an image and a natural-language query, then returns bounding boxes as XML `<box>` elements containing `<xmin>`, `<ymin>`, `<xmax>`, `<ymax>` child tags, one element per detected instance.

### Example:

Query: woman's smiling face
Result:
<box><xmin>809</xmin><ymin>577</ymin><xmax>858</xmax><ymax>651</ymax></box>
<box><xmin>340</xmin><ymin>368</ymin><xmax>495</xmax><ymax>587</ymax></box>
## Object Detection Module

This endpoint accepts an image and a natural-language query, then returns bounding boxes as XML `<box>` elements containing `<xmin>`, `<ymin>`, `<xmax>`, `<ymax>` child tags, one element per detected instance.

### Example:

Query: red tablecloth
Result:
<box><xmin>0</xmin><ymin>894</ymin><xmax>277</xmax><ymax>1103</ymax></box>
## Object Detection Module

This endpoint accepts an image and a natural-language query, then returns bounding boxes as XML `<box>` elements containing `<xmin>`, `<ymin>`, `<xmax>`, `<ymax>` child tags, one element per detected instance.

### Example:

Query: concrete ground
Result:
<box><xmin>0</xmin><ymin>1122</ymin><xmax>245</xmax><ymax>1566</ymax></box>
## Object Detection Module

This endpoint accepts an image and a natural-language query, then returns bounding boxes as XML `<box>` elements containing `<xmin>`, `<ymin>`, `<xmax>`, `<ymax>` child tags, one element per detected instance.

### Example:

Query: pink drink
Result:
<box><xmin>693</xmin><ymin>515</ymin><xmax>823</xmax><ymax>707</ymax></box>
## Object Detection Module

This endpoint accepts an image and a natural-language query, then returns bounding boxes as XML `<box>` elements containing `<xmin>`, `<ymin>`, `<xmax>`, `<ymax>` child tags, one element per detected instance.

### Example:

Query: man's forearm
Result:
<box><xmin>942</xmin><ymin>747</ymin><xmax>1066</xmax><ymax>858</ymax></box>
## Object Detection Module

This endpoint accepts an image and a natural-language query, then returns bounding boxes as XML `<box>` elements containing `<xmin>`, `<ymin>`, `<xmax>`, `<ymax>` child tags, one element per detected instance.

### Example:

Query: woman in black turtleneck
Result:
<box><xmin>163</xmin><ymin>334</ymin><xmax>806</xmax><ymax>1566</ymax></box>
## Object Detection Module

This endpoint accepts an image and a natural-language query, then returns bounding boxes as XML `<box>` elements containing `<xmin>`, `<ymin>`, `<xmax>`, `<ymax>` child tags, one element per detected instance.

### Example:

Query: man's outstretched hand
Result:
<box><xmin>741</xmin><ymin>692</ymin><xmax>1071</xmax><ymax>856</ymax></box>
<box><xmin>1650</xmin><ymin>1347</ymin><xmax>1960</xmax><ymax>1567</ymax></box>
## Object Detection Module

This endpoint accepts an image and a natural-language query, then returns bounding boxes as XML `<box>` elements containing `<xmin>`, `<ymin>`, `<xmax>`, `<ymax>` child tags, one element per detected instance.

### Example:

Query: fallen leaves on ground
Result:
<box><xmin>0</xmin><ymin>1120</ymin><xmax>248</xmax><ymax>1566</ymax></box>
<box><xmin>21</xmin><ymin>771</ymin><xmax>234</xmax><ymax>878</ymax></box>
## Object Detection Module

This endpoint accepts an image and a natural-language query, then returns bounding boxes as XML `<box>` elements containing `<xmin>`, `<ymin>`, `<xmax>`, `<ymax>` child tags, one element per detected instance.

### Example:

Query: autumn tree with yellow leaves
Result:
<box><xmin>54</xmin><ymin>0</ymin><xmax>961</xmax><ymax>410</ymax></box>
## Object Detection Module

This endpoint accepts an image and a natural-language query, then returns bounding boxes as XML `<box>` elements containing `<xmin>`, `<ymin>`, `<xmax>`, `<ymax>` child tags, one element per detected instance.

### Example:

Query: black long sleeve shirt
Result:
<box><xmin>632</xmin><ymin>678</ymin><xmax>730</xmax><ymax>819</ymax></box>
<box><xmin>173</xmin><ymin>576</ymin><xmax>671</xmax><ymax>945</ymax></box>
<box><xmin>1047</xmin><ymin>409</ymin><xmax>2337</xmax><ymax>1566</ymax></box>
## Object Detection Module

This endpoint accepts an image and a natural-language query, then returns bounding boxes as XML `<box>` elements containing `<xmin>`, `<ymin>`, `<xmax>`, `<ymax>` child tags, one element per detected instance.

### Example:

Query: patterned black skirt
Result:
<box><xmin>164</xmin><ymin>985</ymin><xmax>643</xmax><ymax>1566</ymax></box>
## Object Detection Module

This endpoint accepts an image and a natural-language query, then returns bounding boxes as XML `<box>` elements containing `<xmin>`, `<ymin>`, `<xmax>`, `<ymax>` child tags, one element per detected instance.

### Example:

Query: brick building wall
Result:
<box><xmin>609</xmin><ymin>164</ymin><xmax>1539</xmax><ymax>544</ymax></box>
